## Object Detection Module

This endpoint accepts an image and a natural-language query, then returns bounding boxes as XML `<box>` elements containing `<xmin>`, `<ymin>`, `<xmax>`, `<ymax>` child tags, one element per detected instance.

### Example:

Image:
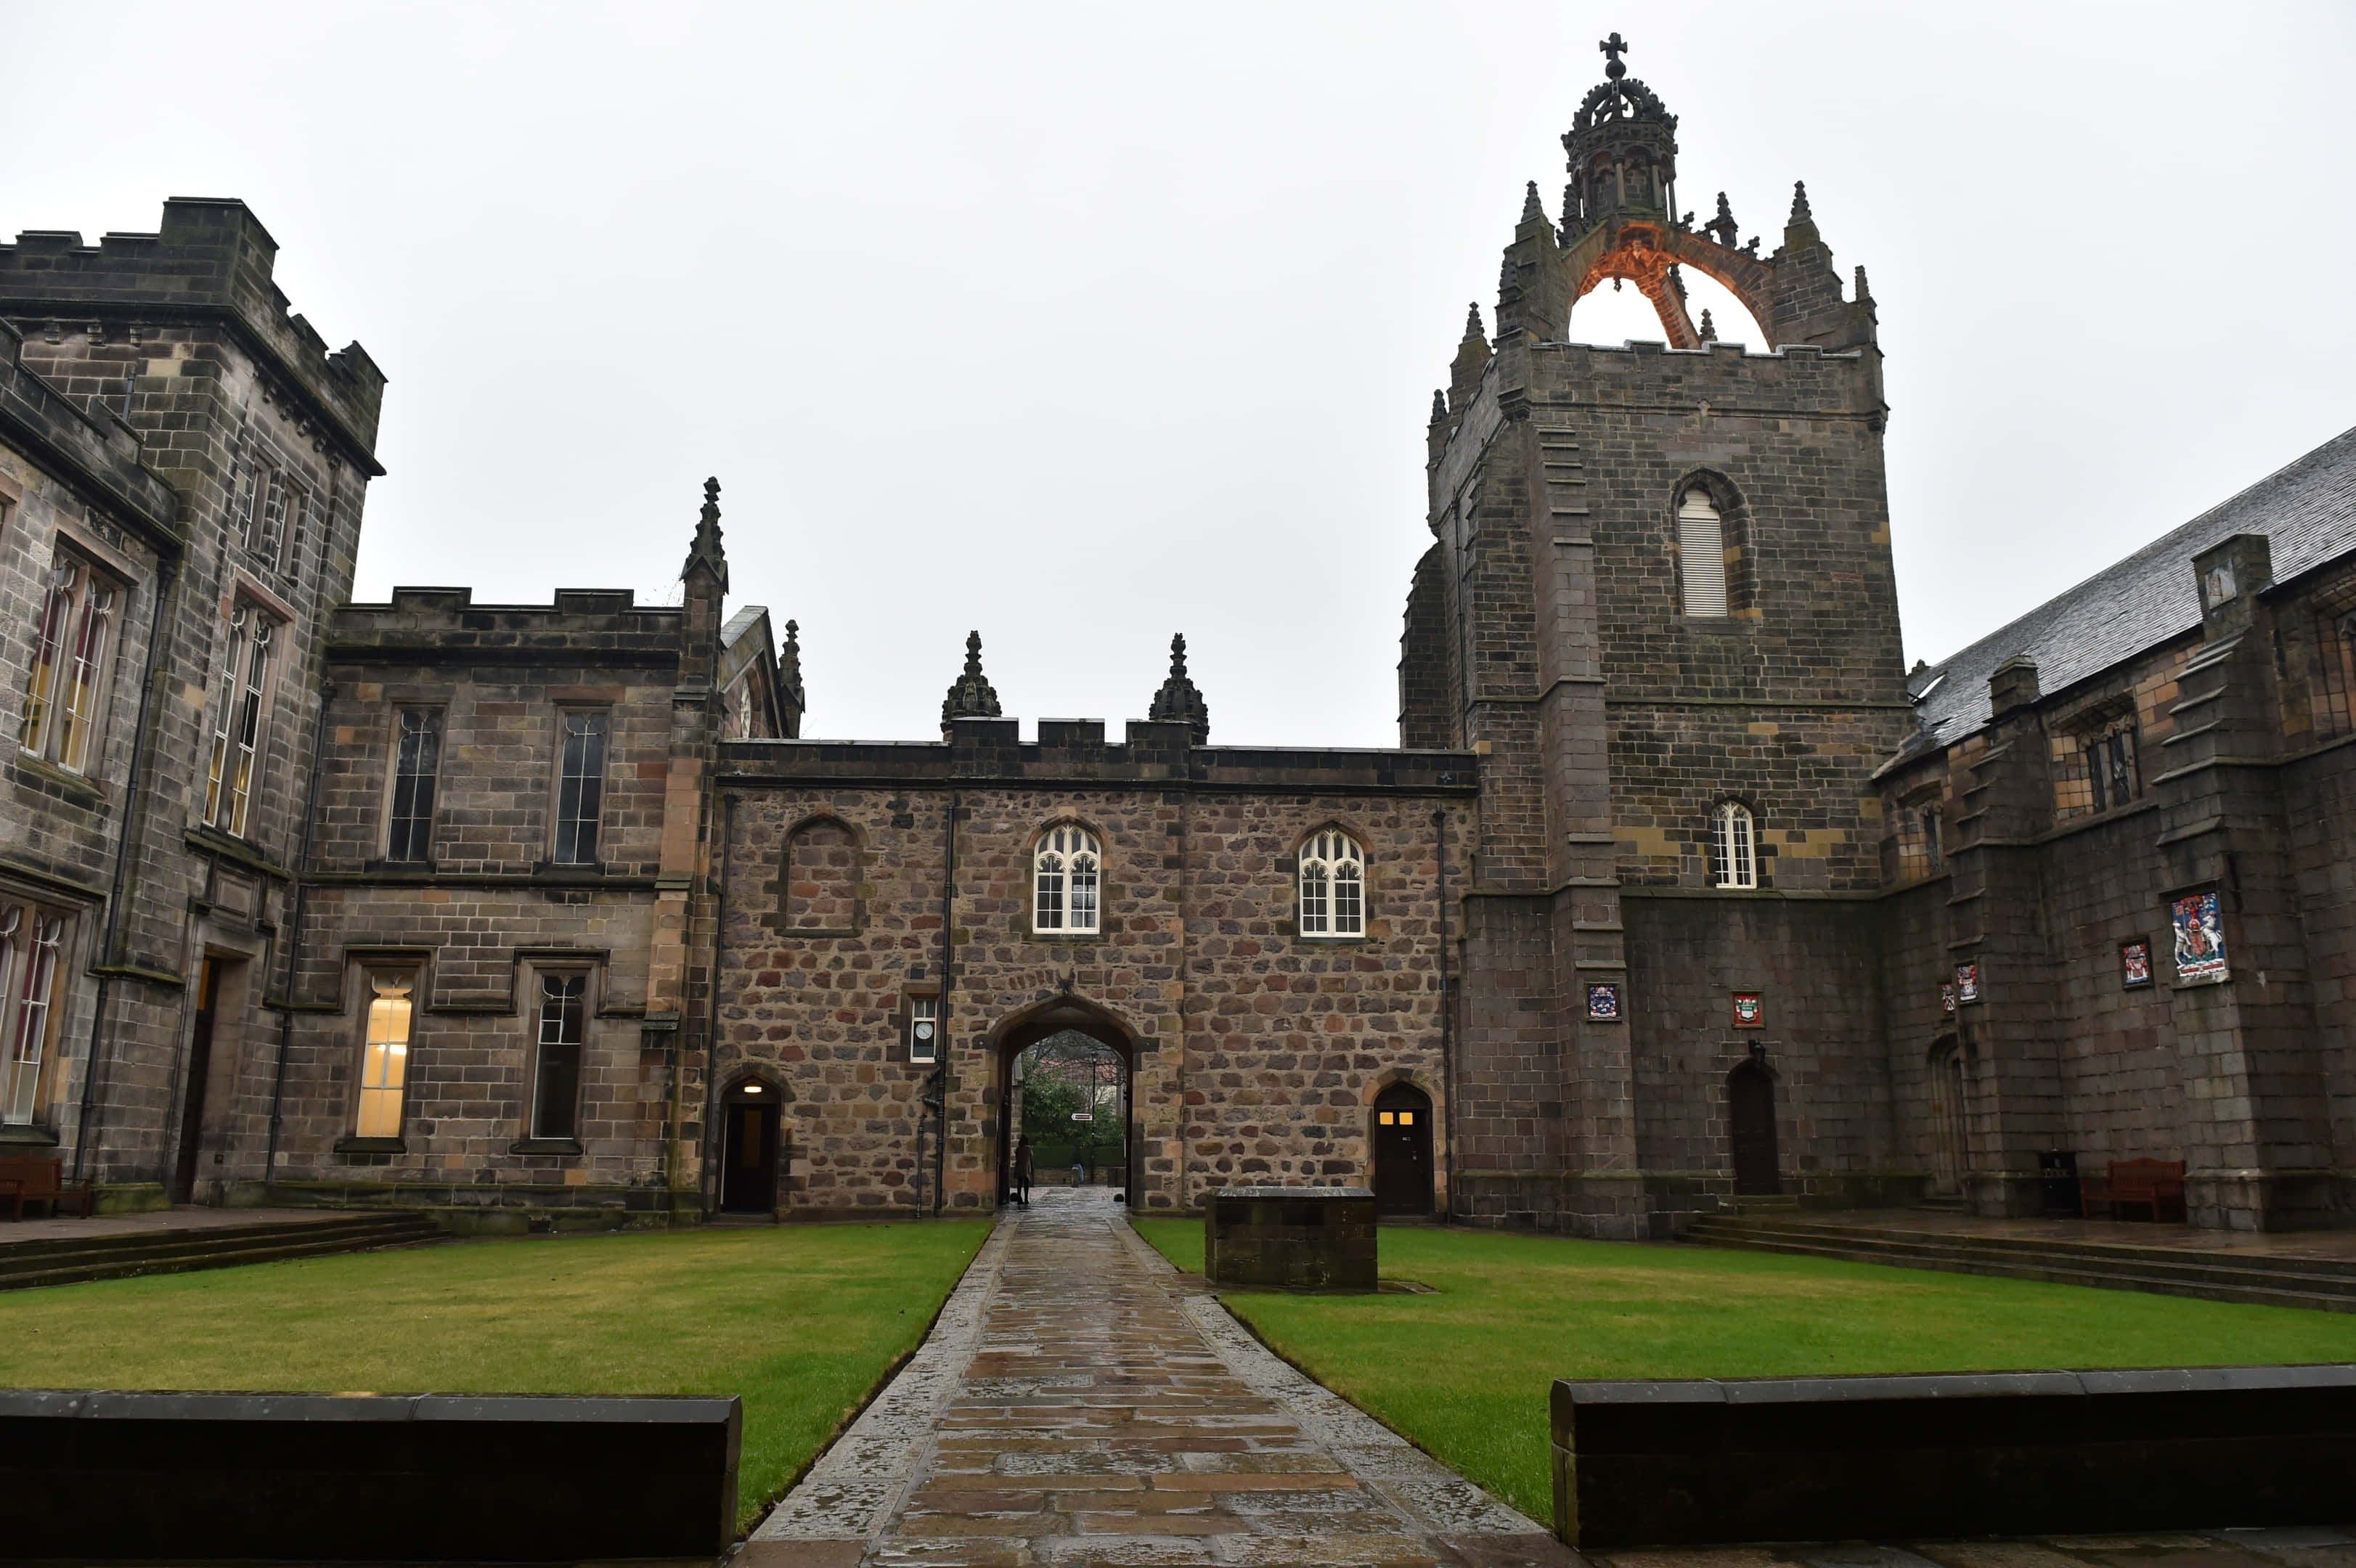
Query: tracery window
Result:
<box><xmin>1033</xmin><ymin>824</ymin><xmax>1101</xmax><ymax>935</ymax></box>
<box><xmin>1298</xmin><ymin>829</ymin><xmax>1366</xmax><ymax>938</ymax></box>
<box><xmin>202</xmin><ymin>604</ymin><xmax>277</xmax><ymax>838</ymax></box>
<box><xmin>530</xmin><ymin>973</ymin><xmax>587</xmax><ymax>1140</ymax></box>
<box><xmin>386</xmin><ymin>709</ymin><xmax>441</xmax><ymax>863</ymax></box>
<box><xmin>1709</xmin><ymin>801</ymin><xmax>1757</xmax><ymax>889</ymax></box>
<box><xmin>354</xmin><ymin>971</ymin><xmax>415</xmax><ymax>1138</ymax></box>
<box><xmin>0</xmin><ymin>905</ymin><xmax>68</xmax><ymax>1127</ymax></box>
<box><xmin>1677</xmin><ymin>488</ymin><xmax>1728</xmax><ymax>618</ymax></box>
<box><xmin>19</xmin><ymin>556</ymin><xmax>120</xmax><ymax>775</ymax></box>
<box><xmin>552</xmin><ymin>711</ymin><xmax>608</xmax><ymax>865</ymax></box>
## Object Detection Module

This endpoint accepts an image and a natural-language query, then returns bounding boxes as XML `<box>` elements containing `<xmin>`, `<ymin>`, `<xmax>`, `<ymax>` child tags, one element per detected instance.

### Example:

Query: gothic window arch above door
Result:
<box><xmin>1033</xmin><ymin>823</ymin><xmax>1101</xmax><ymax>935</ymax></box>
<box><xmin>1298</xmin><ymin>828</ymin><xmax>1366</xmax><ymax>938</ymax></box>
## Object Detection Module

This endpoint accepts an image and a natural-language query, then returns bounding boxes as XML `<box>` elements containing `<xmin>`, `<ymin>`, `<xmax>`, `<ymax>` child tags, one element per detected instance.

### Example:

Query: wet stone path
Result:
<box><xmin>749</xmin><ymin>1188</ymin><xmax>1568</xmax><ymax>1567</ymax></box>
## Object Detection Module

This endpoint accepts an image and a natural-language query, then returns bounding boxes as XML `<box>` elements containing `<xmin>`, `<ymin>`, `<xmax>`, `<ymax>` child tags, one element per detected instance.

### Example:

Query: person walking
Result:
<box><xmin>1014</xmin><ymin>1137</ymin><xmax>1034</xmax><ymax>1206</ymax></box>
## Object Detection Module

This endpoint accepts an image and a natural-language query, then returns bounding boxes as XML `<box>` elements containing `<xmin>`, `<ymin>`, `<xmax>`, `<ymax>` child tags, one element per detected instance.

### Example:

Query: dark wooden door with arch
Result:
<box><xmin>1727</xmin><ymin>1060</ymin><xmax>1780</xmax><ymax>1196</ymax></box>
<box><xmin>1371</xmin><ymin>1083</ymin><xmax>1434</xmax><ymax>1217</ymax></box>
<box><xmin>720</xmin><ymin>1079</ymin><xmax>783</xmax><ymax>1214</ymax></box>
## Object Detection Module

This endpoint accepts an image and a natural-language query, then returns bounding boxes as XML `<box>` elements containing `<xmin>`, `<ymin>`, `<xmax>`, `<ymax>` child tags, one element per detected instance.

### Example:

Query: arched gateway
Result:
<box><xmin>987</xmin><ymin>996</ymin><xmax>1141</xmax><ymax>1208</ymax></box>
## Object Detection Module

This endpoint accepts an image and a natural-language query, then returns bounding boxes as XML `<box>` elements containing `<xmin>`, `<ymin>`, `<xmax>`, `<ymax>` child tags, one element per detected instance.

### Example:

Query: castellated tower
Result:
<box><xmin>1401</xmin><ymin>36</ymin><xmax>1913</xmax><ymax>1236</ymax></box>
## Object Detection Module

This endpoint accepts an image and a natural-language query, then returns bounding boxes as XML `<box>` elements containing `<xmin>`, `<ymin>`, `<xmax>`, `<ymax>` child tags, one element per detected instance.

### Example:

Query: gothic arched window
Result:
<box><xmin>1678</xmin><ymin>488</ymin><xmax>1728</xmax><ymax>617</ymax></box>
<box><xmin>1709</xmin><ymin>801</ymin><xmax>1757</xmax><ymax>889</ymax></box>
<box><xmin>1298</xmin><ymin>828</ymin><xmax>1366</xmax><ymax>939</ymax></box>
<box><xmin>1034</xmin><ymin>823</ymin><xmax>1101</xmax><ymax>935</ymax></box>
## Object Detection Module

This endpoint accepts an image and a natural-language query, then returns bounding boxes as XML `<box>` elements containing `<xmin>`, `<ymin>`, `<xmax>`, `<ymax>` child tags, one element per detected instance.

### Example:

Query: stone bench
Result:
<box><xmin>1552</xmin><ymin>1363</ymin><xmax>2356</xmax><ymax>1548</ymax></box>
<box><xmin>1205</xmin><ymin>1185</ymin><xmax>1376</xmax><ymax>1293</ymax></box>
<box><xmin>0</xmin><ymin>1388</ymin><xmax>739</xmax><ymax>1561</ymax></box>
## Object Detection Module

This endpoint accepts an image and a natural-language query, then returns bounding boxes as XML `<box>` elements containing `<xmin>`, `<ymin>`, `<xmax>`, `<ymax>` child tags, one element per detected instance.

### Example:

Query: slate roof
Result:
<box><xmin>1899</xmin><ymin>425</ymin><xmax>2356</xmax><ymax>761</ymax></box>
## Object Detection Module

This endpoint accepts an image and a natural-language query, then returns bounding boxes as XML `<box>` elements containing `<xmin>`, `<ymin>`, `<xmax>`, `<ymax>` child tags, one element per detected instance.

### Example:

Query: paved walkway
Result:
<box><xmin>749</xmin><ymin>1188</ymin><xmax>1568</xmax><ymax>1567</ymax></box>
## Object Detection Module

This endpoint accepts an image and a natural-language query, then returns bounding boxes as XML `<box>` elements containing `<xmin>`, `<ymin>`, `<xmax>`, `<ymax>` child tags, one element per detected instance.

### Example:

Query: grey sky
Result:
<box><xmin>6</xmin><ymin>2</ymin><xmax>2352</xmax><ymax>746</ymax></box>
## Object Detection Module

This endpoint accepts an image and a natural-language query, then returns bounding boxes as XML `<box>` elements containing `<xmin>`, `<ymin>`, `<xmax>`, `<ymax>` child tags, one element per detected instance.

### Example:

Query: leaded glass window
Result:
<box><xmin>1033</xmin><ymin>824</ymin><xmax>1101</xmax><ymax>935</ymax></box>
<box><xmin>1299</xmin><ymin>830</ymin><xmax>1366</xmax><ymax>938</ymax></box>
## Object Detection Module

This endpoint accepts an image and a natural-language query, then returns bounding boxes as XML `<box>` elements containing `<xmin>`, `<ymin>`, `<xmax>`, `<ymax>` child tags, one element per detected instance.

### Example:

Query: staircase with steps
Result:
<box><xmin>0</xmin><ymin>1212</ymin><xmax>444</xmax><ymax>1291</ymax></box>
<box><xmin>1683</xmin><ymin>1212</ymin><xmax>2356</xmax><ymax>1313</ymax></box>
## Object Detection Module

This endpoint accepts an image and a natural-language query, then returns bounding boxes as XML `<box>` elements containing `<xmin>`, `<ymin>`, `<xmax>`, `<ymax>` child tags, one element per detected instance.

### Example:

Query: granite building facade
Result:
<box><xmin>3</xmin><ymin>44</ymin><xmax>2351</xmax><ymax>1233</ymax></box>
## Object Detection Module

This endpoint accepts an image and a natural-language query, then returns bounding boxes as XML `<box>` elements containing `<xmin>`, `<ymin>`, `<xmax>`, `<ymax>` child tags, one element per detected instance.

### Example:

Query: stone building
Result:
<box><xmin>1</xmin><ymin>42</ymin><xmax>2350</xmax><ymax>1233</ymax></box>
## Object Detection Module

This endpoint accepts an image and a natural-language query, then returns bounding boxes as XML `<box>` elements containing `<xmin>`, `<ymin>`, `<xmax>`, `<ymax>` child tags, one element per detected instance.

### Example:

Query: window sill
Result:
<box><xmin>183</xmin><ymin>824</ymin><xmax>291</xmax><ymax>881</ymax></box>
<box><xmin>334</xmin><ymin>1136</ymin><xmax>406</xmax><ymax>1155</ymax></box>
<box><xmin>9</xmin><ymin>752</ymin><xmax>107</xmax><ymax>807</ymax></box>
<box><xmin>0</xmin><ymin>1124</ymin><xmax>62</xmax><ymax>1147</ymax></box>
<box><xmin>531</xmin><ymin>861</ymin><xmax>609</xmax><ymax>881</ymax></box>
<box><xmin>1297</xmin><ymin>934</ymin><xmax>1372</xmax><ymax>945</ymax></box>
<box><xmin>1027</xmin><ymin>931</ymin><xmax>1106</xmax><ymax>944</ymax></box>
<box><xmin>509</xmin><ymin>1138</ymin><xmax>583</xmax><ymax>1156</ymax></box>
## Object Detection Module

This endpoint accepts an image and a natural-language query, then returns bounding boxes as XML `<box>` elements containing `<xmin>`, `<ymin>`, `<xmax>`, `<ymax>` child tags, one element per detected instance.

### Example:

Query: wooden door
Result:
<box><xmin>1372</xmin><ymin>1085</ymin><xmax>1434</xmax><ymax>1216</ymax></box>
<box><xmin>1727</xmin><ymin>1061</ymin><xmax>1780</xmax><ymax>1196</ymax></box>
<box><xmin>171</xmin><ymin>960</ymin><xmax>228</xmax><ymax>1204</ymax></box>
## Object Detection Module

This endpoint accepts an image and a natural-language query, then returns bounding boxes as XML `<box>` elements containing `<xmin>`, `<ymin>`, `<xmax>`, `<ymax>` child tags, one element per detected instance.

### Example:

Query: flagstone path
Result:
<box><xmin>746</xmin><ymin>1187</ymin><xmax>1570</xmax><ymax>1567</ymax></box>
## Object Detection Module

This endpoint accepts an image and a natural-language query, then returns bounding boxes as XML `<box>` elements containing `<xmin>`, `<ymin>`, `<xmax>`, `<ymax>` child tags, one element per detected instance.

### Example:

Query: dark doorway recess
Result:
<box><xmin>719</xmin><ymin>1079</ymin><xmax>783</xmax><ymax>1214</ymax></box>
<box><xmin>172</xmin><ymin>957</ymin><xmax>232</xmax><ymax>1204</ymax></box>
<box><xmin>1371</xmin><ymin>1082</ymin><xmax>1435</xmax><ymax>1217</ymax></box>
<box><xmin>1727</xmin><ymin>1059</ymin><xmax>1780</xmax><ymax>1196</ymax></box>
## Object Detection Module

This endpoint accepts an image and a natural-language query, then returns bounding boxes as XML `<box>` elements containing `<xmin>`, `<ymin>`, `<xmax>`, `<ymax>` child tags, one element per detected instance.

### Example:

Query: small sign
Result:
<box><xmin>1954</xmin><ymin>962</ymin><xmax>1980</xmax><ymax>1005</ymax></box>
<box><xmin>1070</xmin><ymin>1111</ymin><xmax>1093</xmax><ymax>1122</ymax></box>
<box><xmin>1939</xmin><ymin>983</ymin><xmax>1957</xmax><ymax>1016</ymax></box>
<box><xmin>2120</xmin><ymin>937</ymin><xmax>2153</xmax><ymax>990</ymax></box>
<box><xmin>1586</xmin><ymin>982</ymin><xmax>1621</xmax><ymax>1021</ymax></box>
<box><xmin>1731</xmin><ymin>992</ymin><xmax>1764</xmax><ymax>1029</ymax></box>
<box><xmin>2172</xmin><ymin>891</ymin><xmax>2227</xmax><ymax>984</ymax></box>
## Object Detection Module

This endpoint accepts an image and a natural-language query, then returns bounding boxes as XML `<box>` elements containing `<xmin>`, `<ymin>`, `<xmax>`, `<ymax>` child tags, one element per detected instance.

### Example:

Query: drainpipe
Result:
<box><xmin>1434</xmin><ymin>806</ymin><xmax>1455</xmax><ymax>1222</ymax></box>
<box><xmin>932</xmin><ymin>789</ymin><xmax>958</xmax><ymax>1216</ymax></box>
<box><xmin>261</xmin><ymin>679</ymin><xmax>335</xmax><ymax>1193</ymax></box>
<box><xmin>698</xmin><ymin>792</ymin><xmax>736</xmax><ymax>1219</ymax></box>
<box><xmin>73</xmin><ymin>555</ymin><xmax>179</xmax><ymax>1182</ymax></box>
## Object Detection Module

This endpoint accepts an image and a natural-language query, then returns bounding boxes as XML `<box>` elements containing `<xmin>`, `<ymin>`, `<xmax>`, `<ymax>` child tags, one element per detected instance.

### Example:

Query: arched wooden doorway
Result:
<box><xmin>718</xmin><ymin>1077</ymin><xmax>784</xmax><ymax>1214</ymax></box>
<box><xmin>1928</xmin><ymin>1037</ymin><xmax>1968</xmax><ymax>1196</ymax></box>
<box><xmin>1727</xmin><ymin>1060</ymin><xmax>1780</xmax><ymax>1196</ymax></box>
<box><xmin>988</xmin><ymin>997</ymin><xmax>1139</xmax><ymax>1209</ymax></box>
<box><xmin>1371</xmin><ymin>1082</ymin><xmax>1434</xmax><ymax>1217</ymax></box>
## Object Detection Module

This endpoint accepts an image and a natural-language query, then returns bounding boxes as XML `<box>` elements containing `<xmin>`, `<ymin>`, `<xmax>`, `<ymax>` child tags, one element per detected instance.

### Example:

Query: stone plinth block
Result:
<box><xmin>1205</xmin><ymin>1185</ymin><xmax>1377</xmax><ymax>1293</ymax></box>
<box><xmin>1551</xmin><ymin>1363</ymin><xmax>2356</xmax><ymax>1548</ymax></box>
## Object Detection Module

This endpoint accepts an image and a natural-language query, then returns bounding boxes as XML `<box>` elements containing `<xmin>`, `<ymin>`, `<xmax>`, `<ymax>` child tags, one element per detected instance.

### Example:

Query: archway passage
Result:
<box><xmin>1727</xmin><ymin>1060</ymin><xmax>1781</xmax><ymax>1196</ymax></box>
<box><xmin>1371</xmin><ymin>1082</ymin><xmax>1434</xmax><ymax>1217</ymax></box>
<box><xmin>719</xmin><ymin>1078</ymin><xmax>783</xmax><ymax>1214</ymax></box>
<box><xmin>990</xmin><ymin>997</ymin><xmax>1139</xmax><ymax>1209</ymax></box>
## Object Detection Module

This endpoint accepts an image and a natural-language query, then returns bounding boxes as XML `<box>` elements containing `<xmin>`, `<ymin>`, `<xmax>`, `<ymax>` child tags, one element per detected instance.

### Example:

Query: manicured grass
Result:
<box><xmin>0</xmin><ymin>1220</ymin><xmax>990</xmax><ymax>1530</ymax></box>
<box><xmin>1134</xmin><ymin>1220</ymin><xmax>2356</xmax><ymax>1522</ymax></box>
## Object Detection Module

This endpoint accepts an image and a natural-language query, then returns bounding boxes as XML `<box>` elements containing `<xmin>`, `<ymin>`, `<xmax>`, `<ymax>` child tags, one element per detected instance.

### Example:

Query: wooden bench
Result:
<box><xmin>0</xmin><ymin>1155</ymin><xmax>95</xmax><ymax>1220</ymax></box>
<box><xmin>2079</xmin><ymin>1157</ymin><xmax>2186</xmax><ymax>1222</ymax></box>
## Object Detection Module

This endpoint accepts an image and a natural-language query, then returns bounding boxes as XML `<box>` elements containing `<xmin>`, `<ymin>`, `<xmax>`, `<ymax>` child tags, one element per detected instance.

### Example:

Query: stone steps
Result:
<box><xmin>0</xmin><ymin>1212</ymin><xmax>444</xmax><ymax>1291</ymax></box>
<box><xmin>1683</xmin><ymin>1214</ymin><xmax>2356</xmax><ymax>1313</ymax></box>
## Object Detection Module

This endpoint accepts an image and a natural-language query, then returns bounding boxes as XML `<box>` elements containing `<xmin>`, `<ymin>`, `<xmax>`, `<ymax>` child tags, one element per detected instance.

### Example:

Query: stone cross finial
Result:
<box><xmin>1699</xmin><ymin>309</ymin><xmax>1717</xmax><ymax>342</ymax></box>
<box><xmin>681</xmin><ymin>473</ymin><xmax>728</xmax><ymax>592</ymax></box>
<box><xmin>1599</xmin><ymin>31</ymin><xmax>1629</xmax><ymax>78</ymax></box>
<box><xmin>1430</xmin><ymin>388</ymin><xmax>1448</xmax><ymax>423</ymax></box>
<box><xmin>1789</xmin><ymin>180</ymin><xmax>1813</xmax><ymax>224</ymax></box>
<box><xmin>1462</xmin><ymin>301</ymin><xmax>1484</xmax><ymax>340</ymax></box>
<box><xmin>941</xmin><ymin>629</ymin><xmax>1003</xmax><ymax>727</ymax></box>
<box><xmin>1147</xmin><ymin>632</ymin><xmax>1210</xmax><ymax>743</ymax></box>
<box><xmin>1520</xmin><ymin>180</ymin><xmax>1544</xmax><ymax>224</ymax></box>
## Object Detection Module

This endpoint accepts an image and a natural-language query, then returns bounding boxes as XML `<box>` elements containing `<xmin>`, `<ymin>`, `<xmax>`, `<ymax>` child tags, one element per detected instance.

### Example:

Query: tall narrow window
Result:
<box><xmin>56</xmin><ymin>580</ymin><xmax>116</xmax><ymax>773</ymax></box>
<box><xmin>553</xmin><ymin>711</ymin><xmax>608</xmax><ymax>865</ymax></box>
<box><xmin>2087</xmin><ymin>726</ymin><xmax>2138</xmax><ymax>812</ymax></box>
<box><xmin>232</xmin><ymin>462</ymin><xmax>261</xmax><ymax>550</ymax></box>
<box><xmin>1677</xmin><ymin>489</ymin><xmax>1728</xmax><ymax>618</ymax></box>
<box><xmin>1710</xmin><ymin>801</ymin><xmax>1757</xmax><ymax>889</ymax></box>
<box><xmin>250</xmin><ymin>469</ymin><xmax>287</xmax><ymax>564</ymax></box>
<box><xmin>20</xmin><ymin>559</ymin><xmax>121</xmax><ymax>774</ymax></box>
<box><xmin>387</xmin><ymin>709</ymin><xmax>441</xmax><ymax>863</ymax></box>
<box><xmin>1299</xmin><ymin>829</ymin><xmax>1367</xmax><ymax>938</ymax></box>
<box><xmin>282</xmin><ymin>483</ymin><xmax>310</xmax><ymax>581</ymax></box>
<box><xmin>531</xmin><ymin>973</ymin><xmax>587</xmax><ymax>1139</ymax></box>
<box><xmin>5</xmin><ymin>913</ymin><xmax>62</xmax><ymax>1125</ymax></box>
<box><xmin>355</xmin><ymin>973</ymin><xmax>414</xmax><ymax>1138</ymax></box>
<box><xmin>203</xmin><ymin>606</ymin><xmax>275</xmax><ymax>838</ymax></box>
<box><xmin>1920</xmin><ymin>808</ymin><xmax>1944</xmax><ymax>872</ymax></box>
<box><xmin>18</xmin><ymin>564</ymin><xmax>76</xmax><ymax>759</ymax></box>
<box><xmin>1032</xmin><ymin>824</ymin><xmax>1101</xmax><ymax>935</ymax></box>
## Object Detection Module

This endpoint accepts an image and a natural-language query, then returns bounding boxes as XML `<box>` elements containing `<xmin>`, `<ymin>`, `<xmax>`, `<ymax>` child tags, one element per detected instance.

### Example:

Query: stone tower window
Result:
<box><xmin>1677</xmin><ymin>489</ymin><xmax>1729</xmax><ymax>617</ymax></box>
<box><xmin>203</xmin><ymin>604</ymin><xmax>277</xmax><ymax>838</ymax></box>
<box><xmin>386</xmin><ymin>709</ymin><xmax>441</xmax><ymax>864</ymax></box>
<box><xmin>1034</xmin><ymin>823</ymin><xmax>1101</xmax><ymax>936</ymax></box>
<box><xmin>551</xmin><ymin>710</ymin><xmax>608</xmax><ymax>865</ymax></box>
<box><xmin>1710</xmin><ymin>801</ymin><xmax>1757</xmax><ymax>889</ymax></box>
<box><xmin>19</xmin><ymin>555</ymin><xmax>120</xmax><ymax>775</ymax></box>
<box><xmin>1298</xmin><ymin>829</ymin><xmax>1366</xmax><ymax>938</ymax></box>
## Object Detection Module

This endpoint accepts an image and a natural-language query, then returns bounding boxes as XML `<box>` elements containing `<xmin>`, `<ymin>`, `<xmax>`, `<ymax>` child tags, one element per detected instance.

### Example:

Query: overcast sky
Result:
<box><xmin>6</xmin><ymin>2</ymin><xmax>2352</xmax><ymax>746</ymax></box>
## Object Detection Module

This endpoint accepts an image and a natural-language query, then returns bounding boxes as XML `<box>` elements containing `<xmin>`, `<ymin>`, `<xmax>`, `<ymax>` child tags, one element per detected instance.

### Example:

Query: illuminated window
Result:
<box><xmin>355</xmin><ymin>973</ymin><xmax>414</xmax><ymax>1138</ymax></box>
<box><xmin>1033</xmin><ymin>824</ymin><xmax>1101</xmax><ymax>935</ymax></box>
<box><xmin>1299</xmin><ymin>830</ymin><xmax>1366</xmax><ymax>938</ymax></box>
<box><xmin>1710</xmin><ymin>801</ymin><xmax>1756</xmax><ymax>889</ymax></box>
<box><xmin>203</xmin><ymin>605</ymin><xmax>277</xmax><ymax>837</ymax></box>
<box><xmin>531</xmin><ymin>974</ymin><xmax>587</xmax><ymax>1139</ymax></box>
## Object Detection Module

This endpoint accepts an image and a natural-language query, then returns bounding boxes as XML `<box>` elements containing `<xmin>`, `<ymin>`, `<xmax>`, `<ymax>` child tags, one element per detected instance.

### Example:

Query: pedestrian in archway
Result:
<box><xmin>1070</xmin><ymin>1158</ymin><xmax>1085</xmax><ymax>1188</ymax></box>
<box><xmin>1014</xmin><ymin>1137</ymin><xmax>1034</xmax><ymax>1206</ymax></box>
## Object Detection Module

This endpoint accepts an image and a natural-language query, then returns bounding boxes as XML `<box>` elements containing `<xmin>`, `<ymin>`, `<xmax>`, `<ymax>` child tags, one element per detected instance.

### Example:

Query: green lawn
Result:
<box><xmin>1134</xmin><ymin>1220</ymin><xmax>2356</xmax><ymax>1522</ymax></box>
<box><xmin>0</xmin><ymin>1220</ymin><xmax>990</xmax><ymax>1530</ymax></box>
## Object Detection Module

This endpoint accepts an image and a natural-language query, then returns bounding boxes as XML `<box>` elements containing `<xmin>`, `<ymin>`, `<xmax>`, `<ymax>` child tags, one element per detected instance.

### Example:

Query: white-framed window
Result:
<box><xmin>354</xmin><ymin>971</ymin><xmax>415</xmax><ymax>1138</ymax></box>
<box><xmin>1298</xmin><ymin>828</ymin><xmax>1366</xmax><ymax>938</ymax></box>
<box><xmin>1033</xmin><ymin>823</ymin><xmax>1101</xmax><ymax>935</ymax></box>
<box><xmin>552</xmin><ymin>711</ymin><xmax>608</xmax><ymax>865</ymax></box>
<box><xmin>0</xmin><ymin>903</ymin><xmax>68</xmax><ymax>1126</ymax></box>
<box><xmin>1677</xmin><ymin>488</ymin><xmax>1729</xmax><ymax>618</ymax></box>
<box><xmin>908</xmin><ymin>995</ymin><xmax>939</xmax><ymax>1064</ymax></box>
<box><xmin>19</xmin><ymin>556</ymin><xmax>121</xmax><ymax>774</ymax></box>
<box><xmin>530</xmin><ymin>972</ymin><xmax>588</xmax><ymax>1139</ymax></box>
<box><xmin>203</xmin><ymin>603</ymin><xmax>277</xmax><ymax>838</ymax></box>
<box><xmin>1709</xmin><ymin>801</ymin><xmax>1757</xmax><ymax>889</ymax></box>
